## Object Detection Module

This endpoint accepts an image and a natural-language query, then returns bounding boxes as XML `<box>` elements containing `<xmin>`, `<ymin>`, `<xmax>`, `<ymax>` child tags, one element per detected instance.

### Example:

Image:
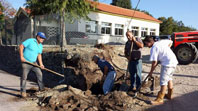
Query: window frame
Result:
<box><xmin>115</xmin><ymin>24</ymin><xmax>124</xmax><ymax>36</ymax></box>
<box><xmin>141</xmin><ymin>27</ymin><xmax>148</xmax><ymax>37</ymax></box>
<box><xmin>85</xmin><ymin>20</ymin><xmax>98</xmax><ymax>34</ymax></box>
<box><xmin>131</xmin><ymin>26</ymin><xmax>139</xmax><ymax>37</ymax></box>
<box><xmin>101</xmin><ymin>22</ymin><xmax>111</xmax><ymax>35</ymax></box>
<box><xmin>150</xmin><ymin>28</ymin><xmax>156</xmax><ymax>36</ymax></box>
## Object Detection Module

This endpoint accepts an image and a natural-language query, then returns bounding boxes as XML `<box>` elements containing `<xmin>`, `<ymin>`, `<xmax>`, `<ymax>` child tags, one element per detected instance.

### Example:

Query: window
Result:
<box><xmin>150</xmin><ymin>28</ymin><xmax>156</xmax><ymax>36</ymax></box>
<box><xmin>132</xmin><ymin>26</ymin><xmax>139</xmax><ymax>37</ymax></box>
<box><xmin>176</xmin><ymin>34</ymin><xmax>184</xmax><ymax>37</ymax></box>
<box><xmin>115</xmin><ymin>24</ymin><xmax>124</xmax><ymax>36</ymax></box>
<box><xmin>101</xmin><ymin>22</ymin><xmax>111</xmax><ymax>34</ymax></box>
<box><xmin>141</xmin><ymin>27</ymin><xmax>148</xmax><ymax>37</ymax></box>
<box><xmin>86</xmin><ymin>20</ymin><xmax>97</xmax><ymax>33</ymax></box>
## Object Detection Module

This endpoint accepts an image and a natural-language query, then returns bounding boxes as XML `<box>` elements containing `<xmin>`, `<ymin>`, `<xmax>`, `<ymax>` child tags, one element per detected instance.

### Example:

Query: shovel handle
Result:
<box><xmin>25</xmin><ymin>61</ymin><xmax>64</xmax><ymax>77</ymax></box>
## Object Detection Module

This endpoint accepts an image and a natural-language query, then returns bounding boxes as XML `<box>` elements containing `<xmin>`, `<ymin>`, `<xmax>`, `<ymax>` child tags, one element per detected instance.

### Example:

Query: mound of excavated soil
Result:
<box><xmin>63</xmin><ymin>44</ymin><xmax>129</xmax><ymax>93</ymax></box>
<box><xmin>28</xmin><ymin>84</ymin><xmax>154</xmax><ymax>111</ymax></box>
<box><xmin>23</xmin><ymin>45</ymin><xmax>160</xmax><ymax>111</ymax></box>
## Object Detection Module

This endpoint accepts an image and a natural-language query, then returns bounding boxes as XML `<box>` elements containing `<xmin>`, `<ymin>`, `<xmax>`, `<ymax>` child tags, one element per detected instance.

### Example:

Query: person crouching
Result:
<box><xmin>92</xmin><ymin>55</ymin><xmax>116</xmax><ymax>95</ymax></box>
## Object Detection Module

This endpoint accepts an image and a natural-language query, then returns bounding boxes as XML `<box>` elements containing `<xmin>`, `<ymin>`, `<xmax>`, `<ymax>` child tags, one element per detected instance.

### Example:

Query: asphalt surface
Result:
<box><xmin>0</xmin><ymin>70</ymin><xmax>38</xmax><ymax>111</ymax></box>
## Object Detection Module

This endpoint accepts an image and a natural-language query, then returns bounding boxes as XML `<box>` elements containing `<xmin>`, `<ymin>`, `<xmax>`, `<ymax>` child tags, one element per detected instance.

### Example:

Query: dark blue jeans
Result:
<box><xmin>128</xmin><ymin>59</ymin><xmax>142</xmax><ymax>90</ymax></box>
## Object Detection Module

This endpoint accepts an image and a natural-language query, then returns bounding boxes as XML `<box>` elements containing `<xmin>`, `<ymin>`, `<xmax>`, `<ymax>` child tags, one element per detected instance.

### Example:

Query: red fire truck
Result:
<box><xmin>171</xmin><ymin>31</ymin><xmax>198</xmax><ymax>65</ymax></box>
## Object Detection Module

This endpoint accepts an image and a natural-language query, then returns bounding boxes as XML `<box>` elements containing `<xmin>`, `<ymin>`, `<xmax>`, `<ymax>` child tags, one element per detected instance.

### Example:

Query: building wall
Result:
<box><xmin>12</xmin><ymin>13</ymin><xmax>33</xmax><ymax>45</ymax></box>
<box><xmin>65</xmin><ymin>20</ymin><xmax>79</xmax><ymax>32</ymax></box>
<box><xmin>75</xmin><ymin>11</ymin><xmax>160</xmax><ymax>44</ymax></box>
<box><xmin>13</xmin><ymin>9</ymin><xmax>160</xmax><ymax>45</ymax></box>
<box><xmin>35</xmin><ymin>20</ymin><xmax>59</xmax><ymax>27</ymax></box>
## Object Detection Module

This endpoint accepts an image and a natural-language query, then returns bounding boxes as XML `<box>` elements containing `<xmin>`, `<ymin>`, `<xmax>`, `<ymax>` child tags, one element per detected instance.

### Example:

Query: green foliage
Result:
<box><xmin>111</xmin><ymin>0</ymin><xmax>132</xmax><ymax>9</ymax></box>
<box><xmin>0</xmin><ymin>0</ymin><xmax>16</xmax><ymax>18</ymax></box>
<box><xmin>0</xmin><ymin>2</ymin><xmax>4</xmax><ymax>30</ymax></box>
<box><xmin>158</xmin><ymin>17</ymin><xmax>196</xmax><ymax>35</ymax></box>
<box><xmin>25</xmin><ymin>0</ymin><xmax>97</xmax><ymax>22</ymax></box>
<box><xmin>24</xmin><ymin>0</ymin><xmax>97</xmax><ymax>47</ymax></box>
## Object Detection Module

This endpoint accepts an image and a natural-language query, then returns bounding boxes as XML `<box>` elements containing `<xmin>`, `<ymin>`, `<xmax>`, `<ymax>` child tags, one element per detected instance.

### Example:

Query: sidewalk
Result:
<box><xmin>0</xmin><ymin>70</ymin><xmax>39</xmax><ymax>111</ymax></box>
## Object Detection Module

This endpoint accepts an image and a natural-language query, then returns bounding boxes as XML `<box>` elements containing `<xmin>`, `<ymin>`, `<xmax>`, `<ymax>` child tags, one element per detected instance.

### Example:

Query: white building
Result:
<box><xmin>66</xmin><ymin>2</ymin><xmax>161</xmax><ymax>44</ymax></box>
<box><xmin>14</xmin><ymin>2</ymin><xmax>161</xmax><ymax>45</ymax></box>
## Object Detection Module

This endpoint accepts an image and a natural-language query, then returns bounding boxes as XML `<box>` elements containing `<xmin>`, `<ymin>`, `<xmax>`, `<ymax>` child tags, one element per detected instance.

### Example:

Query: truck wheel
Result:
<box><xmin>174</xmin><ymin>43</ymin><xmax>198</xmax><ymax>65</ymax></box>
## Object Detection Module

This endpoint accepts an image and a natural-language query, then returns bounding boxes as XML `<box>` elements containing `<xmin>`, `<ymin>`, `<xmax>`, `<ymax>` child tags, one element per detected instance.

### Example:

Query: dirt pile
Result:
<box><xmin>29</xmin><ymin>84</ymin><xmax>152</xmax><ymax>111</ymax></box>
<box><xmin>63</xmin><ymin>44</ymin><xmax>128</xmax><ymax>93</ymax></box>
<box><xmin>24</xmin><ymin>45</ymin><xmax>161</xmax><ymax>111</ymax></box>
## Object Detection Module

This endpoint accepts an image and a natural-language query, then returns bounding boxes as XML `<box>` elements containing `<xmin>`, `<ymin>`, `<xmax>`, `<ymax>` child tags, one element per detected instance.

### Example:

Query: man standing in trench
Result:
<box><xmin>19</xmin><ymin>32</ymin><xmax>46</xmax><ymax>98</ymax></box>
<box><xmin>143</xmin><ymin>36</ymin><xmax>178</xmax><ymax>105</ymax></box>
<box><xmin>124</xmin><ymin>31</ymin><xmax>144</xmax><ymax>92</ymax></box>
<box><xmin>92</xmin><ymin>55</ymin><xmax>116</xmax><ymax>95</ymax></box>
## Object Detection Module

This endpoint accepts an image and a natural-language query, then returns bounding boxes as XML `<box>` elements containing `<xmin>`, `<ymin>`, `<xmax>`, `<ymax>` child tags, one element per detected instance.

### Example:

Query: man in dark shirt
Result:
<box><xmin>92</xmin><ymin>55</ymin><xmax>116</xmax><ymax>94</ymax></box>
<box><xmin>124</xmin><ymin>31</ymin><xmax>144</xmax><ymax>92</ymax></box>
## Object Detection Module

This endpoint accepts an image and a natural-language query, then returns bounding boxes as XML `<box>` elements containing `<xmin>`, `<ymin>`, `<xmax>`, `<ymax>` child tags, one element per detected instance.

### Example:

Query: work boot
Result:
<box><xmin>150</xmin><ymin>91</ymin><xmax>165</xmax><ymax>105</ymax></box>
<box><xmin>165</xmin><ymin>88</ymin><xmax>173</xmax><ymax>100</ymax></box>
<box><xmin>21</xmin><ymin>92</ymin><xmax>27</xmax><ymax>98</ymax></box>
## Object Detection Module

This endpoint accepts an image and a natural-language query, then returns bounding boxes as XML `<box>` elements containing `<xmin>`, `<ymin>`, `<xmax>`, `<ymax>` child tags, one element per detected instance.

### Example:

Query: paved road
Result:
<box><xmin>0</xmin><ymin>70</ymin><xmax>38</xmax><ymax>111</ymax></box>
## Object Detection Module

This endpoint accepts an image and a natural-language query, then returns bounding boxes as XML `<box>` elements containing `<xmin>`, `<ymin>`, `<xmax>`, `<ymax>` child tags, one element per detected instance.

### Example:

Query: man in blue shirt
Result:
<box><xmin>19</xmin><ymin>32</ymin><xmax>46</xmax><ymax>98</ymax></box>
<box><xmin>92</xmin><ymin>55</ymin><xmax>116</xmax><ymax>94</ymax></box>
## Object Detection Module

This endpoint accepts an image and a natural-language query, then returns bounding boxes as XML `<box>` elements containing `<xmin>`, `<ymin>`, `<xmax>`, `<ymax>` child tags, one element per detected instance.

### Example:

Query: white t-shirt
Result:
<box><xmin>150</xmin><ymin>40</ymin><xmax>178</xmax><ymax>67</ymax></box>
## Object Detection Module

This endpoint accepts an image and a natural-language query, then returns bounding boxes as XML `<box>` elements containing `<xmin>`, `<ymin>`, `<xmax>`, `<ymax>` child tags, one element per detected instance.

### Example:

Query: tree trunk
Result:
<box><xmin>5</xmin><ymin>20</ymin><xmax>7</xmax><ymax>45</ymax></box>
<box><xmin>61</xmin><ymin>11</ymin><xmax>67</xmax><ymax>52</ymax></box>
<box><xmin>0</xmin><ymin>31</ymin><xmax>2</xmax><ymax>45</ymax></box>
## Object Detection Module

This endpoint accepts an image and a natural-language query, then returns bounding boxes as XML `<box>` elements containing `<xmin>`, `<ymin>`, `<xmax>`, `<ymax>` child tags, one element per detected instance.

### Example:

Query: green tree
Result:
<box><xmin>0</xmin><ymin>0</ymin><xmax>16</xmax><ymax>18</ymax></box>
<box><xmin>0</xmin><ymin>2</ymin><xmax>4</xmax><ymax>45</ymax></box>
<box><xmin>25</xmin><ymin>0</ymin><xmax>97</xmax><ymax>50</ymax></box>
<box><xmin>161</xmin><ymin>17</ymin><xmax>174</xmax><ymax>35</ymax></box>
<box><xmin>158</xmin><ymin>16</ymin><xmax>196</xmax><ymax>35</ymax></box>
<box><xmin>111</xmin><ymin>0</ymin><xmax>132</xmax><ymax>9</ymax></box>
<box><xmin>0</xmin><ymin>0</ymin><xmax>17</xmax><ymax>45</ymax></box>
<box><xmin>0</xmin><ymin>2</ymin><xmax>4</xmax><ymax>29</ymax></box>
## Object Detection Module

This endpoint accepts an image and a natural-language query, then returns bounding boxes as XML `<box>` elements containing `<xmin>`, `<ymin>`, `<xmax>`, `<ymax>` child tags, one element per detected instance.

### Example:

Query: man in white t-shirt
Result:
<box><xmin>143</xmin><ymin>36</ymin><xmax>178</xmax><ymax>105</ymax></box>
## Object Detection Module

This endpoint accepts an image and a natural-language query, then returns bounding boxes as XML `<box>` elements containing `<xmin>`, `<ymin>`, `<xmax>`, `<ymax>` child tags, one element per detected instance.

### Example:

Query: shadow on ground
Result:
<box><xmin>0</xmin><ymin>46</ymin><xmax>64</xmax><ymax>89</ymax></box>
<box><xmin>146</xmin><ymin>91</ymin><xmax>198</xmax><ymax>111</ymax></box>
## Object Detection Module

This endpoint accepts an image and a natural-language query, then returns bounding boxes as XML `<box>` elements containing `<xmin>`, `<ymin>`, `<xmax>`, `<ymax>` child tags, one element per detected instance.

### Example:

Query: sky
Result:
<box><xmin>6</xmin><ymin>0</ymin><xmax>198</xmax><ymax>30</ymax></box>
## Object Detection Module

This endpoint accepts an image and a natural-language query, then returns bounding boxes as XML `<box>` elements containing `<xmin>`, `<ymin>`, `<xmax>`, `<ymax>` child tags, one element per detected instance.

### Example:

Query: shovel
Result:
<box><xmin>25</xmin><ymin>61</ymin><xmax>65</xmax><ymax>82</ymax></box>
<box><xmin>119</xmin><ymin>41</ymin><xmax>134</xmax><ymax>91</ymax></box>
<box><xmin>134</xmin><ymin>75</ymin><xmax>155</xmax><ymax>97</ymax></box>
<box><xmin>136</xmin><ymin>74</ymin><xmax>150</xmax><ymax>93</ymax></box>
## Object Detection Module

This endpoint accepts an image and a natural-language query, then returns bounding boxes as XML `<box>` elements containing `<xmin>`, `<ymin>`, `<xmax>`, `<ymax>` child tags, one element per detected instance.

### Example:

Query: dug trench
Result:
<box><xmin>22</xmin><ymin>44</ymin><xmax>160</xmax><ymax>111</ymax></box>
<box><xmin>0</xmin><ymin>45</ymin><xmax>160</xmax><ymax>111</ymax></box>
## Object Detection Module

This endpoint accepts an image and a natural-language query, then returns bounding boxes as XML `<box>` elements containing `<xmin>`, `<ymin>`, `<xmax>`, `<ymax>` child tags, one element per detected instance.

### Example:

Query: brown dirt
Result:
<box><xmin>22</xmin><ymin>45</ymin><xmax>159</xmax><ymax>111</ymax></box>
<box><xmin>63</xmin><ymin>44</ymin><xmax>128</xmax><ymax>93</ymax></box>
<box><xmin>1</xmin><ymin>45</ymin><xmax>198</xmax><ymax>111</ymax></box>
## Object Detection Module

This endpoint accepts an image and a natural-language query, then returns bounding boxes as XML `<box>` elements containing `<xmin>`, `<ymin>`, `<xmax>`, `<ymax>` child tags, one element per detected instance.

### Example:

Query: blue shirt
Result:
<box><xmin>22</xmin><ymin>38</ymin><xmax>43</xmax><ymax>63</ymax></box>
<box><xmin>97</xmin><ymin>59</ymin><xmax>115</xmax><ymax>74</ymax></box>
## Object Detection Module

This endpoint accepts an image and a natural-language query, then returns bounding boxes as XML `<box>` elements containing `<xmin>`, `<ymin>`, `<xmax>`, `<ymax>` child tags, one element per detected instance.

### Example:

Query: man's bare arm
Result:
<box><xmin>19</xmin><ymin>44</ymin><xmax>26</xmax><ymax>62</ymax></box>
<box><xmin>38</xmin><ymin>54</ymin><xmax>44</xmax><ymax>69</ymax></box>
<box><xmin>148</xmin><ymin>61</ymin><xmax>158</xmax><ymax>77</ymax></box>
<box><xmin>133</xmin><ymin>38</ymin><xmax>144</xmax><ymax>48</ymax></box>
